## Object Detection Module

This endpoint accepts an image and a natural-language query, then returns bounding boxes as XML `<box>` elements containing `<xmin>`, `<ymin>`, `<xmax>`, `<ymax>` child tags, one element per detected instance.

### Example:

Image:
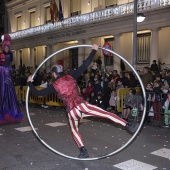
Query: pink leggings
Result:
<box><xmin>68</xmin><ymin>102</ymin><xmax>127</xmax><ymax>148</ymax></box>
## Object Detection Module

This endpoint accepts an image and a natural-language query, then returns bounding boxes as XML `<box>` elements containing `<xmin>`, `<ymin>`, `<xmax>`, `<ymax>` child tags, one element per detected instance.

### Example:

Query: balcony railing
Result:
<box><xmin>2</xmin><ymin>0</ymin><xmax>170</xmax><ymax>40</ymax></box>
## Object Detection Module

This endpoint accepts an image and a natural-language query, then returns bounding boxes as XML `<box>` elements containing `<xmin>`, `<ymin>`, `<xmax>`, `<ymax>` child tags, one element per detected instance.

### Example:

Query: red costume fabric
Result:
<box><xmin>53</xmin><ymin>74</ymin><xmax>85</xmax><ymax>112</ymax></box>
<box><xmin>52</xmin><ymin>74</ymin><xmax>127</xmax><ymax>148</ymax></box>
<box><xmin>0</xmin><ymin>54</ymin><xmax>5</xmax><ymax>66</ymax></box>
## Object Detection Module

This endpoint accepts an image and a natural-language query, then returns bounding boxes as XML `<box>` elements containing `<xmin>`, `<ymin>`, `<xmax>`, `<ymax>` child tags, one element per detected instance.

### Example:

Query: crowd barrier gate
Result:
<box><xmin>15</xmin><ymin>86</ymin><xmax>142</xmax><ymax>112</ymax></box>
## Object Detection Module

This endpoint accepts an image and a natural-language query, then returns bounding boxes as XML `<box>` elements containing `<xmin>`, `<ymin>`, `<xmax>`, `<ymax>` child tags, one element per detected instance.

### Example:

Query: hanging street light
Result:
<box><xmin>137</xmin><ymin>13</ymin><xmax>146</xmax><ymax>22</ymax></box>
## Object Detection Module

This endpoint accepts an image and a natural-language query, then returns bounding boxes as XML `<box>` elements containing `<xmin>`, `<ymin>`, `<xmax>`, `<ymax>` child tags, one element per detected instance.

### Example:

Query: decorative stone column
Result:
<box><xmin>29</xmin><ymin>47</ymin><xmax>34</xmax><ymax>68</ymax></box>
<box><xmin>12</xmin><ymin>50</ymin><xmax>16</xmax><ymax>68</ymax></box>
<box><xmin>98</xmin><ymin>0</ymin><xmax>105</xmax><ymax>9</ymax></box>
<box><xmin>50</xmin><ymin>44</ymin><xmax>57</xmax><ymax>67</ymax></box>
<box><xmin>15</xmin><ymin>50</ymin><xmax>20</xmax><ymax>69</ymax></box>
<box><xmin>113</xmin><ymin>34</ymin><xmax>121</xmax><ymax>73</ymax></box>
<box><xmin>46</xmin><ymin>44</ymin><xmax>52</xmax><ymax>72</ymax></box>
<box><xmin>84</xmin><ymin>39</ymin><xmax>91</xmax><ymax>59</ymax></box>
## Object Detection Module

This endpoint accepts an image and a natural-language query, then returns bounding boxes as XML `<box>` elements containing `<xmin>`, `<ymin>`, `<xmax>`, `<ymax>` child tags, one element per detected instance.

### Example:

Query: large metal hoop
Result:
<box><xmin>26</xmin><ymin>44</ymin><xmax>146</xmax><ymax>161</ymax></box>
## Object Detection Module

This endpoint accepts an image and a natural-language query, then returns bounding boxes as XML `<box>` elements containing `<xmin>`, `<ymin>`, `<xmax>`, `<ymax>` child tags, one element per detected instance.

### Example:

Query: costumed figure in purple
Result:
<box><xmin>0</xmin><ymin>34</ymin><xmax>24</xmax><ymax>124</ymax></box>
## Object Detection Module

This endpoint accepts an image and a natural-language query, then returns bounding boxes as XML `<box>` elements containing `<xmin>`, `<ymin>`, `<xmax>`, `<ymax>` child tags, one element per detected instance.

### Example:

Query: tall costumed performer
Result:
<box><xmin>0</xmin><ymin>34</ymin><xmax>24</xmax><ymax>124</ymax></box>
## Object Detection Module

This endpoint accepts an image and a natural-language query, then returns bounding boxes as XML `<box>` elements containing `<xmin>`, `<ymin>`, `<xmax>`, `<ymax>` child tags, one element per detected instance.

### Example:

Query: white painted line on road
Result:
<box><xmin>113</xmin><ymin>159</ymin><xmax>157</xmax><ymax>170</ymax></box>
<box><xmin>45</xmin><ymin>122</ymin><xmax>67</xmax><ymax>127</ymax></box>
<box><xmin>15</xmin><ymin>126</ymin><xmax>37</xmax><ymax>132</ymax></box>
<box><xmin>0</xmin><ymin>133</ymin><xmax>3</xmax><ymax>136</ymax></box>
<box><xmin>151</xmin><ymin>148</ymin><xmax>170</xmax><ymax>160</ymax></box>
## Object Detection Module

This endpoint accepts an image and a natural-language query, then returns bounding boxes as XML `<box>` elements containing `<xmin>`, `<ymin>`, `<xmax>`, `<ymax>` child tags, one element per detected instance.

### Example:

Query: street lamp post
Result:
<box><xmin>133</xmin><ymin>0</ymin><xmax>137</xmax><ymax>69</ymax></box>
<box><xmin>133</xmin><ymin>1</ymin><xmax>146</xmax><ymax>69</ymax></box>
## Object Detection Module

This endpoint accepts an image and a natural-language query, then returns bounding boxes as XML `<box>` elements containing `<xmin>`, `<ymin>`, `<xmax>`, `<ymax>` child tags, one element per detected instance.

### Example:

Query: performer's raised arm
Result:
<box><xmin>70</xmin><ymin>44</ymin><xmax>99</xmax><ymax>80</ymax></box>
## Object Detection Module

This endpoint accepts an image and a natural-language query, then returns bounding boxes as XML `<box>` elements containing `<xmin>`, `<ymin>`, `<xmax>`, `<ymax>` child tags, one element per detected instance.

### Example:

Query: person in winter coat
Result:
<box><xmin>141</xmin><ymin>67</ymin><xmax>153</xmax><ymax>88</ymax></box>
<box><xmin>109</xmin><ymin>90</ymin><xmax>117</xmax><ymax>111</ymax></box>
<box><xmin>96</xmin><ymin>56</ymin><xmax>102</xmax><ymax>70</ymax></box>
<box><xmin>93</xmin><ymin>79</ymin><xmax>103</xmax><ymax>95</ymax></box>
<box><xmin>122</xmin><ymin>89</ymin><xmax>137</xmax><ymax>120</ymax></box>
<box><xmin>150</xmin><ymin>60</ymin><xmax>159</xmax><ymax>75</ymax></box>
<box><xmin>152</xmin><ymin>80</ymin><xmax>163</xmax><ymax>126</ymax></box>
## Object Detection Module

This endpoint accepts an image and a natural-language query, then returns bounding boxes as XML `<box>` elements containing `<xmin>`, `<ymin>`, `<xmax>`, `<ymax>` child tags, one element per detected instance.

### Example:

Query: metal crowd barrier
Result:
<box><xmin>14</xmin><ymin>86</ymin><xmax>142</xmax><ymax>111</ymax></box>
<box><xmin>15</xmin><ymin>86</ymin><xmax>64</xmax><ymax>107</ymax></box>
<box><xmin>15</xmin><ymin>86</ymin><xmax>166</xmax><ymax>117</ymax></box>
<box><xmin>116</xmin><ymin>87</ymin><xmax>141</xmax><ymax>112</ymax></box>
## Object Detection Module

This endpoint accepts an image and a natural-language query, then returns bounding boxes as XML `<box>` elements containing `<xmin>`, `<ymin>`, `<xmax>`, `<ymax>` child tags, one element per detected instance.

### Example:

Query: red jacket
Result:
<box><xmin>85</xmin><ymin>86</ymin><xmax>94</xmax><ymax>99</ymax></box>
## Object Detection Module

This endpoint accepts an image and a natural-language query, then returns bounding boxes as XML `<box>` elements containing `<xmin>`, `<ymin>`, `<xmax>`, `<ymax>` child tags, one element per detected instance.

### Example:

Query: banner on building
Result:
<box><xmin>50</xmin><ymin>0</ymin><xmax>59</xmax><ymax>24</ymax></box>
<box><xmin>59</xmin><ymin>0</ymin><xmax>64</xmax><ymax>21</ymax></box>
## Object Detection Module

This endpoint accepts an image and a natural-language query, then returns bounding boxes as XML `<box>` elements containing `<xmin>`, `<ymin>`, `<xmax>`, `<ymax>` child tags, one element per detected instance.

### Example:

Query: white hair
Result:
<box><xmin>51</xmin><ymin>65</ymin><xmax>63</xmax><ymax>73</ymax></box>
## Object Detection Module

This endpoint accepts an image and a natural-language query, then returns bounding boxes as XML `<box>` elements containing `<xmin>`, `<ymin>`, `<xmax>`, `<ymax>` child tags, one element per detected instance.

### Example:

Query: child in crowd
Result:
<box><xmin>39</xmin><ymin>78</ymin><xmax>49</xmax><ymax>108</ymax></box>
<box><xmin>95</xmin><ymin>93</ymin><xmax>104</xmax><ymax>109</ymax></box>
<box><xmin>115</xmin><ymin>78</ymin><xmax>124</xmax><ymax>97</ymax></box>
<box><xmin>108</xmin><ymin>90</ymin><xmax>117</xmax><ymax>112</ymax></box>
<box><xmin>88</xmin><ymin>91</ymin><xmax>96</xmax><ymax>105</ymax></box>
<box><xmin>81</xmin><ymin>87</ymin><xmax>87</xmax><ymax>100</ymax></box>
<box><xmin>162</xmin><ymin>88</ymin><xmax>170</xmax><ymax>127</ymax></box>
<box><xmin>85</xmin><ymin>81</ymin><xmax>94</xmax><ymax>100</ymax></box>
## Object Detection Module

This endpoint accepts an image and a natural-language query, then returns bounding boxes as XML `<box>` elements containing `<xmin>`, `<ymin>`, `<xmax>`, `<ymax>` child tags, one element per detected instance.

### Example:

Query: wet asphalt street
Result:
<box><xmin>0</xmin><ymin>104</ymin><xmax>170</xmax><ymax>170</ymax></box>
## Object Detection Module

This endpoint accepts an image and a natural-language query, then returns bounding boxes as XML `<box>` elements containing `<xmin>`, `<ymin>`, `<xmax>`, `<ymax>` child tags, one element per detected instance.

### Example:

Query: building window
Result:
<box><xmin>71</xmin><ymin>11</ymin><xmax>81</xmax><ymax>16</ymax></box>
<box><xmin>137</xmin><ymin>33</ymin><xmax>151</xmax><ymax>64</ymax></box>
<box><xmin>70</xmin><ymin>0</ymin><xmax>81</xmax><ymax>16</ymax></box>
<box><xmin>30</xmin><ymin>11</ymin><xmax>35</xmax><ymax>27</ymax></box>
<box><xmin>45</xmin><ymin>6</ymin><xmax>51</xmax><ymax>23</ymax></box>
<box><xmin>17</xmin><ymin>16</ymin><xmax>21</xmax><ymax>31</ymax></box>
<box><xmin>105</xmin><ymin>0</ymin><xmax>117</xmax><ymax>8</ymax></box>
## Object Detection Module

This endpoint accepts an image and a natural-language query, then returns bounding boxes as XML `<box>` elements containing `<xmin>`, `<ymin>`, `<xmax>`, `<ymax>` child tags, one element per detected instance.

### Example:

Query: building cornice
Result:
<box><xmin>4</xmin><ymin>1</ymin><xmax>170</xmax><ymax>50</ymax></box>
<box><xmin>6</xmin><ymin>0</ymin><xmax>41</xmax><ymax>11</ymax></box>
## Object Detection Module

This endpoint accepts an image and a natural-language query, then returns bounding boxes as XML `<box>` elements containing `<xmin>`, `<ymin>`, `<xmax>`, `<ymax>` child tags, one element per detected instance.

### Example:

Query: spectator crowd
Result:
<box><xmin>11</xmin><ymin>59</ymin><xmax>170</xmax><ymax>127</ymax></box>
